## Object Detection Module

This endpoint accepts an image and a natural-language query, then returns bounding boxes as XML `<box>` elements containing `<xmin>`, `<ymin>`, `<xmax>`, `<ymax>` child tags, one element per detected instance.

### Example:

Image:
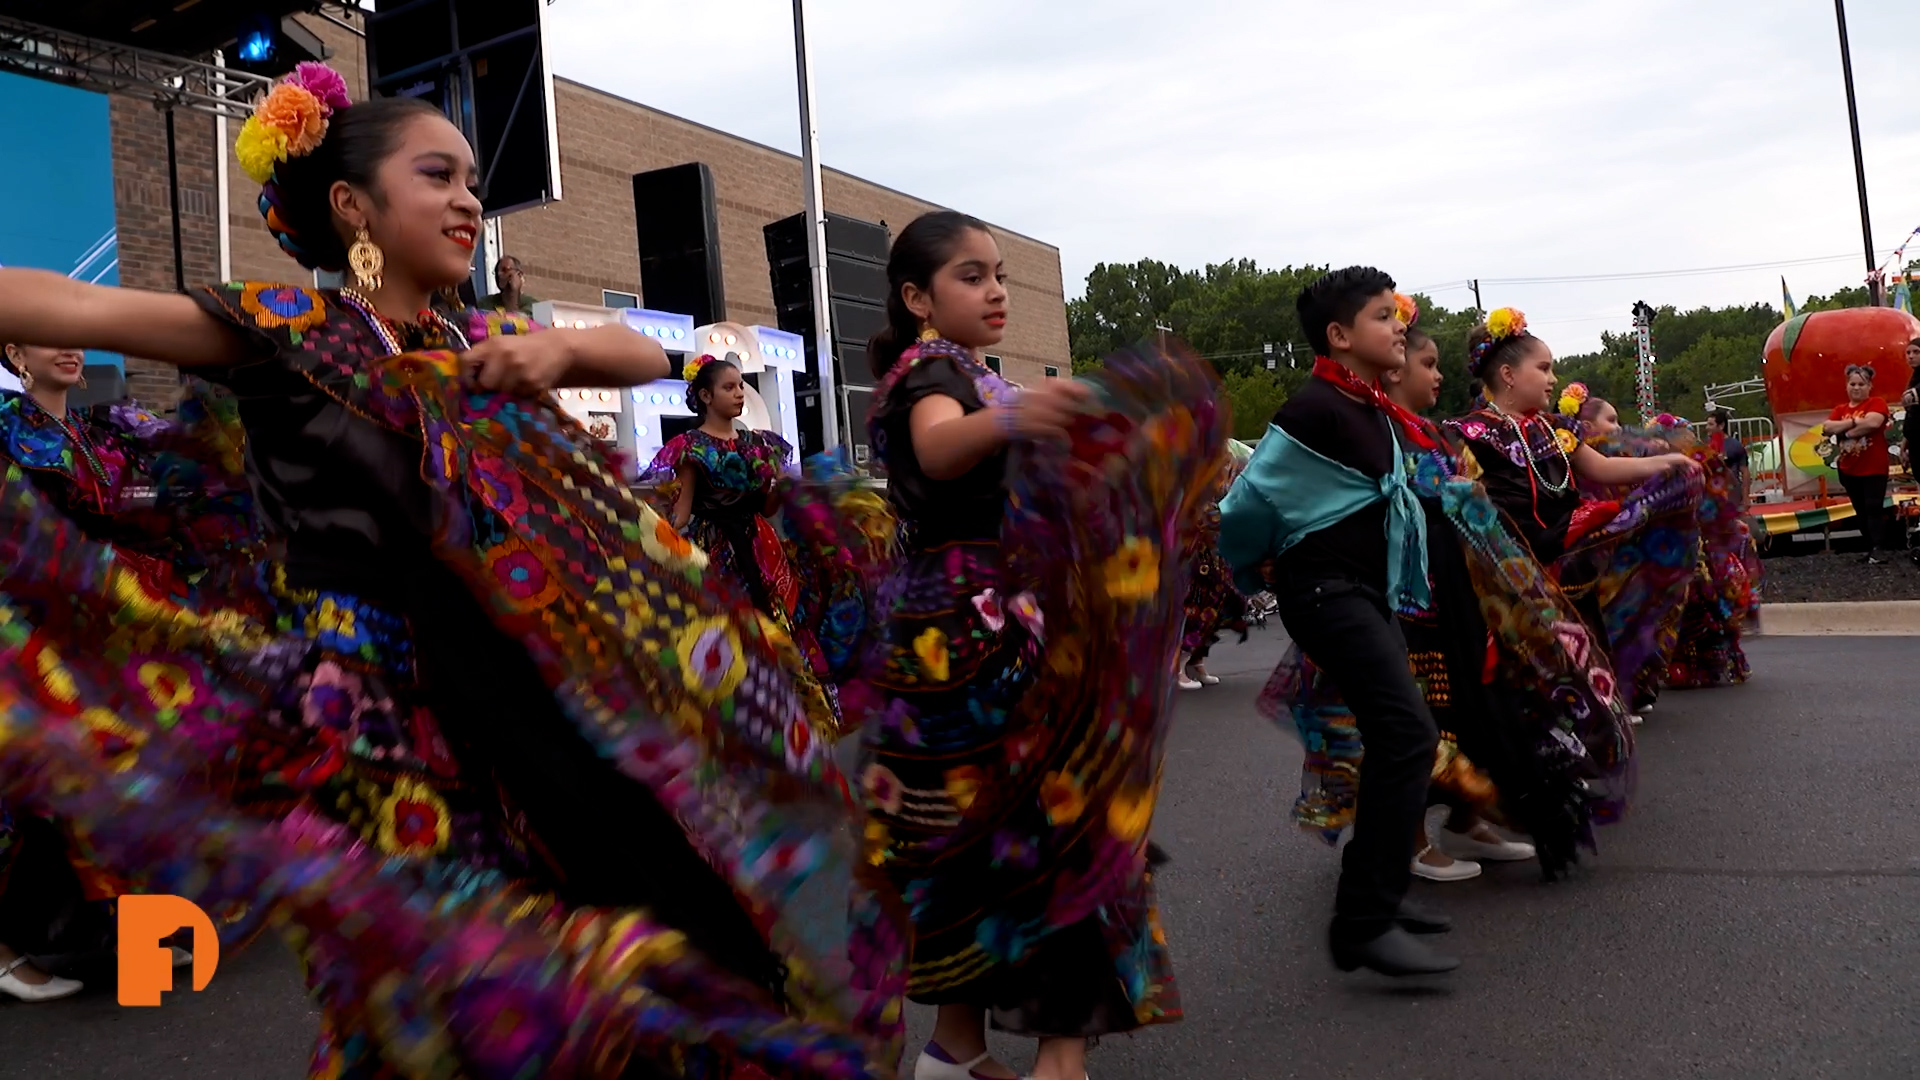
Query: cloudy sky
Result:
<box><xmin>544</xmin><ymin>0</ymin><xmax>1920</xmax><ymax>353</ymax></box>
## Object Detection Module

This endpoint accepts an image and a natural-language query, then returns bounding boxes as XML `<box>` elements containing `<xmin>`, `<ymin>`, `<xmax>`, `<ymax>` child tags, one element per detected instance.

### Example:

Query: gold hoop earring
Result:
<box><xmin>76</xmin><ymin>372</ymin><xmax>87</xmax><ymax>390</ymax></box>
<box><xmin>18</xmin><ymin>368</ymin><xmax>33</xmax><ymax>393</ymax></box>
<box><xmin>918</xmin><ymin>326</ymin><xmax>939</xmax><ymax>342</ymax></box>
<box><xmin>348</xmin><ymin>226</ymin><xmax>385</xmax><ymax>292</ymax></box>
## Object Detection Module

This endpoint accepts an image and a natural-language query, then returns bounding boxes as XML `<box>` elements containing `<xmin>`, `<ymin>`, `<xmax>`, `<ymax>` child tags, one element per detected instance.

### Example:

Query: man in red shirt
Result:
<box><xmin>1823</xmin><ymin>364</ymin><xmax>1891</xmax><ymax>564</ymax></box>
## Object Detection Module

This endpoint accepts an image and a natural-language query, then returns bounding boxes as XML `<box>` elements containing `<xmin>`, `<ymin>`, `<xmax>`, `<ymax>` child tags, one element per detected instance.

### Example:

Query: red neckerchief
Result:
<box><xmin>1311</xmin><ymin>355</ymin><xmax>1440</xmax><ymax>451</ymax></box>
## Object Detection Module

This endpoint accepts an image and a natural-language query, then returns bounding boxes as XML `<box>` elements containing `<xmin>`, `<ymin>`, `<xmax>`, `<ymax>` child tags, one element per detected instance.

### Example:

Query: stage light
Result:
<box><xmin>237</xmin><ymin>15</ymin><xmax>277</xmax><ymax>64</ymax></box>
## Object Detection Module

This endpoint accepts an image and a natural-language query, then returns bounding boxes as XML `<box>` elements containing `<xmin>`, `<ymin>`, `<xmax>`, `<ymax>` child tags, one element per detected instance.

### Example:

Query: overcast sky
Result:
<box><xmin>545</xmin><ymin>0</ymin><xmax>1920</xmax><ymax>354</ymax></box>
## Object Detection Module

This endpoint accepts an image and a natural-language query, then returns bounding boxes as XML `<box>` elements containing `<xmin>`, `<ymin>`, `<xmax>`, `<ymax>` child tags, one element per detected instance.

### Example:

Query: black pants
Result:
<box><xmin>1838</xmin><ymin>470</ymin><xmax>1888</xmax><ymax>554</ymax></box>
<box><xmin>1278</xmin><ymin>580</ymin><xmax>1439</xmax><ymax>945</ymax></box>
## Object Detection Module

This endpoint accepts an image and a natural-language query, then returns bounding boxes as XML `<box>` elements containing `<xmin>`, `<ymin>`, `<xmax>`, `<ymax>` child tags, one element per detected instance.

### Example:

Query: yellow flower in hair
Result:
<box><xmin>1485</xmin><ymin>307</ymin><xmax>1527</xmax><ymax>340</ymax></box>
<box><xmin>1558</xmin><ymin>394</ymin><xmax>1582</xmax><ymax>417</ymax></box>
<box><xmin>236</xmin><ymin>116</ymin><xmax>289</xmax><ymax>183</ymax></box>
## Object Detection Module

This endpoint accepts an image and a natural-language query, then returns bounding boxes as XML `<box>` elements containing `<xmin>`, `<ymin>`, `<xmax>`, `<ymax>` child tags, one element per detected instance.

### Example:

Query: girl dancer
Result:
<box><xmin>0</xmin><ymin>63</ymin><xmax>899</xmax><ymax>1079</ymax></box>
<box><xmin>1448</xmin><ymin>310</ymin><xmax>1703</xmax><ymax>716</ymax></box>
<box><xmin>855</xmin><ymin>211</ymin><xmax>1214</xmax><ymax>1080</ymax></box>
<box><xmin>1558</xmin><ymin>386</ymin><xmax>1758</xmax><ymax>691</ymax></box>
<box><xmin>1175</xmin><ymin>467</ymin><xmax>1249</xmax><ymax>691</ymax></box>
<box><xmin>641</xmin><ymin>353</ymin><xmax>868</xmax><ymax>733</ymax></box>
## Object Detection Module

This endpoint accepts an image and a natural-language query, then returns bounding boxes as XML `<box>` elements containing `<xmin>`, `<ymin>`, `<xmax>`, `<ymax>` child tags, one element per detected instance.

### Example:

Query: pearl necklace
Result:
<box><xmin>337</xmin><ymin>287</ymin><xmax>471</xmax><ymax>356</ymax></box>
<box><xmin>1486</xmin><ymin>399</ymin><xmax>1572</xmax><ymax>494</ymax></box>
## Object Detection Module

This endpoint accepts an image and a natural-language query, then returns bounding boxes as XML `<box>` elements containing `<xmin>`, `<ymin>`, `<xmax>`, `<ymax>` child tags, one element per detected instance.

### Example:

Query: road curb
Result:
<box><xmin>1754</xmin><ymin>601</ymin><xmax>1920</xmax><ymax>636</ymax></box>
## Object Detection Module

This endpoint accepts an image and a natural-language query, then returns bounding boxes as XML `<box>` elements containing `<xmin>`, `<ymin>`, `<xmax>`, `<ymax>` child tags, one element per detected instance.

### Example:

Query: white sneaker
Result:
<box><xmin>1198</xmin><ymin>673</ymin><xmax>1221</xmax><ymax>686</ymax></box>
<box><xmin>1440</xmin><ymin>828</ymin><xmax>1536</xmax><ymax>863</ymax></box>
<box><xmin>1628</xmin><ymin>713</ymin><xmax>1645</xmax><ymax>726</ymax></box>
<box><xmin>0</xmin><ymin>957</ymin><xmax>83</xmax><ymax>1002</ymax></box>
<box><xmin>1410</xmin><ymin>847</ymin><xmax>1482</xmax><ymax>882</ymax></box>
<box><xmin>1177</xmin><ymin>675</ymin><xmax>1203</xmax><ymax>691</ymax></box>
<box><xmin>915</xmin><ymin>1049</ymin><xmax>1013</xmax><ymax>1080</ymax></box>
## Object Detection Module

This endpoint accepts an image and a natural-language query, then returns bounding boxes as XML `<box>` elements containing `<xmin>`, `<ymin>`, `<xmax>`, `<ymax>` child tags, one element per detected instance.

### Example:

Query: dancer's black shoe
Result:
<box><xmin>1146</xmin><ymin>841</ymin><xmax>1171</xmax><ymax>868</ymax></box>
<box><xmin>1331</xmin><ymin>926</ymin><xmax>1460</xmax><ymax>976</ymax></box>
<box><xmin>1395</xmin><ymin>900</ymin><xmax>1452</xmax><ymax>935</ymax></box>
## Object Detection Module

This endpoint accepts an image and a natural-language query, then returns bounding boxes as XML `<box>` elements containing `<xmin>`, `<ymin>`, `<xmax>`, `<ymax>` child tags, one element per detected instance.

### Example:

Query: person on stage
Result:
<box><xmin>1220</xmin><ymin>267</ymin><xmax>1459</xmax><ymax>977</ymax></box>
<box><xmin>0</xmin><ymin>62</ymin><xmax>901</xmax><ymax>1079</ymax></box>
<box><xmin>1447</xmin><ymin>310</ymin><xmax>1702</xmax><ymax>719</ymax></box>
<box><xmin>855</xmin><ymin>210</ymin><xmax>1209</xmax><ymax>1080</ymax></box>
<box><xmin>1823</xmin><ymin>364</ymin><xmax>1891</xmax><ymax>565</ymax></box>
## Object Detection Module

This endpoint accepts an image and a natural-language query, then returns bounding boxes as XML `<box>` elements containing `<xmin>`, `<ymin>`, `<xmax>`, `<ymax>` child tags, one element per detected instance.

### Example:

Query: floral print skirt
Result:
<box><xmin>854</xmin><ymin>540</ymin><xmax>1170</xmax><ymax>1036</ymax></box>
<box><xmin>232</xmin><ymin>585</ymin><xmax>531</xmax><ymax>875</ymax></box>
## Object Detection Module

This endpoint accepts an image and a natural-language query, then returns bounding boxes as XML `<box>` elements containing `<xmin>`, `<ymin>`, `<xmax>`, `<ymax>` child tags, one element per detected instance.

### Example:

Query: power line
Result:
<box><xmin>1411</xmin><ymin>252</ymin><xmax>1867</xmax><ymax>294</ymax></box>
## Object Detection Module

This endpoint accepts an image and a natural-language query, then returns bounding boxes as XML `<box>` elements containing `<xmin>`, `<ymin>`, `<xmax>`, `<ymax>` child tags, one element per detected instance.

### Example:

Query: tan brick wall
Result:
<box><xmin>132</xmin><ymin>24</ymin><xmax>1069</xmax><ymax>410</ymax></box>
<box><xmin>502</xmin><ymin>80</ymin><xmax>1069</xmax><ymax>385</ymax></box>
<box><xmin>110</xmin><ymin>96</ymin><xmax>220</xmax><ymax>409</ymax></box>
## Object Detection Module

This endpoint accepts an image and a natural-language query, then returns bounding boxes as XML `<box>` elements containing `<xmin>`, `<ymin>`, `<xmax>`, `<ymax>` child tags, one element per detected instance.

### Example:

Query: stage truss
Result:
<box><xmin>0</xmin><ymin>15</ymin><xmax>271</xmax><ymax>119</ymax></box>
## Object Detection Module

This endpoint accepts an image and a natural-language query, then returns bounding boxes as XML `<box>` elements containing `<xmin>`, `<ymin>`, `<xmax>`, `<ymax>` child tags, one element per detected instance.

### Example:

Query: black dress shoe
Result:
<box><xmin>1331</xmin><ymin>926</ymin><xmax>1461</xmax><ymax>976</ymax></box>
<box><xmin>1396</xmin><ymin>900</ymin><xmax>1451</xmax><ymax>935</ymax></box>
<box><xmin>1146</xmin><ymin>841</ymin><xmax>1171</xmax><ymax>868</ymax></box>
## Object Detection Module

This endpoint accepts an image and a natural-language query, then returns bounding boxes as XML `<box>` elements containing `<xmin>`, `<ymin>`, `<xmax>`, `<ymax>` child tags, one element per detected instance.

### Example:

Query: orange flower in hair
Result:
<box><xmin>1394</xmin><ymin>292</ymin><xmax>1419</xmax><ymax>327</ymax></box>
<box><xmin>257</xmin><ymin>83</ymin><xmax>328</xmax><ymax>156</ymax></box>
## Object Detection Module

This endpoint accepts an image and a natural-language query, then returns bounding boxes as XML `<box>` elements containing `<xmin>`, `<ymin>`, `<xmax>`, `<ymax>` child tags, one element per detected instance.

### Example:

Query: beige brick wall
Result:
<box><xmin>165</xmin><ymin>22</ymin><xmax>1070</xmax><ymax>398</ymax></box>
<box><xmin>501</xmin><ymin>79</ymin><xmax>1069</xmax><ymax>385</ymax></box>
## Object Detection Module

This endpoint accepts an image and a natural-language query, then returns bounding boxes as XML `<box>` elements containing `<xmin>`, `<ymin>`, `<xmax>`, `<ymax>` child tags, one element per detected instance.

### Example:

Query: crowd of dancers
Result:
<box><xmin>0</xmin><ymin>62</ymin><xmax>1758</xmax><ymax>1080</ymax></box>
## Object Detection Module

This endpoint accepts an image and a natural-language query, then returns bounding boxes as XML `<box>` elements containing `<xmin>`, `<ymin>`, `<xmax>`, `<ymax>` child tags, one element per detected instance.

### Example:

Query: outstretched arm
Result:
<box><xmin>1571</xmin><ymin>443</ymin><xmax>1697</xmax><ymax>485</ymax></box>
<box><xmin>0</xmin><ymin>269</ymin><xmax>250</xmax><ymax>369</ymax></box>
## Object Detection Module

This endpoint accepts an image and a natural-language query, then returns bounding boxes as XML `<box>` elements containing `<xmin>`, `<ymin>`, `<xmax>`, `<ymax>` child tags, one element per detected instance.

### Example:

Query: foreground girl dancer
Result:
<box><xmin>856</xmin><ymin>211</ymin><xmax>1213</xmax><ymax>1080</ymax></box>
<box><xmin>0</xmin><ymin>63</ymin><xmax>898</xmax><ymax>1079</ymax></box>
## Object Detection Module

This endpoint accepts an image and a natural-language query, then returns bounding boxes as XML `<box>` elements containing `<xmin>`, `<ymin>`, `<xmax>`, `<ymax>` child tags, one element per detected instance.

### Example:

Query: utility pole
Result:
<box><xmin>1470</xmin><ymin>279</ymin><xmax>1483</xmax><ymax>313</ymax></box>
<box><xmin>792</xmin><ymin>0</ymin><xmax>840</xmax><ymax>451</ymax></box>
<box><xmin>1833</xmin><ymin>0</ymin><xmax>1881</xmax><ymax>304</ymax></box>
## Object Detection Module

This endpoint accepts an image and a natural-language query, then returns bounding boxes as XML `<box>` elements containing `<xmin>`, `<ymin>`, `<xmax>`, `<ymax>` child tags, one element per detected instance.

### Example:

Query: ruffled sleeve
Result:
<box><xmin>894</xmin><ymin>355</ymin><xmax>985</xmax><ymax>414</ymax></box>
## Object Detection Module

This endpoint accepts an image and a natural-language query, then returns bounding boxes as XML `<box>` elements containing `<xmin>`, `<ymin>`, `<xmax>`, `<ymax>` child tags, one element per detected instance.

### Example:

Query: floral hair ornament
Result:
<box><xmin>1470</xmin><ymin>307</ymin><xmax>1530</xmax><ymax>363</ymax></box>
<box><xmin>681</xmin><ymin>353</ymin><xmax>719</xmax><ymax>386</ymax></box>
<box><xmin>235</xmin><ymin>62</ymin><xmax>354</xmax><ymax>184</ymax></box>
<box><xmin>1394</xmin><ymin>293</ymin><xmax>1420</xmax><ymax>328</ymax></box>
<box><xmin>1557</xmin><ymin>381</ymin><xmax>1589</xmax><ymax>418</ymax></box>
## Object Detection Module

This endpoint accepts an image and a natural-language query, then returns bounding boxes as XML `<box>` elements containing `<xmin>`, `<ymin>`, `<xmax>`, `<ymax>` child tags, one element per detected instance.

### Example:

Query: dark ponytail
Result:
<box><xmin>260</xmin><ymin>96</ymin><xmax>446</xmax><ymax>272</ymax></box>
<box><xmin>868</xmin><ymin>210</ymin><xmax>992</xmax><ymax>380</ymax></box>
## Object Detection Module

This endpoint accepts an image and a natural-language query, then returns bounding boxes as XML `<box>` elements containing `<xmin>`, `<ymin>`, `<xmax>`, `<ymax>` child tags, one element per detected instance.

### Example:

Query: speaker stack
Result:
<box><xmin>633</xmin><ymin>163</ymin><xmax>727</xmax><ymax>329</ymax></box>
<box><xmin>764</xmin><ymin>212</ymin><xmax>892</xmax><ymax>464</ymax></box>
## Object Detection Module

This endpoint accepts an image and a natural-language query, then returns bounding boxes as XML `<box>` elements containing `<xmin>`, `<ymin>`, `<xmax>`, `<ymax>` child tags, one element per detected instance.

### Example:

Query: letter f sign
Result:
<box><xmin>117</xmin><ymin>895</ymin><xmax>219</xmax><ymax>1006</ymax></box>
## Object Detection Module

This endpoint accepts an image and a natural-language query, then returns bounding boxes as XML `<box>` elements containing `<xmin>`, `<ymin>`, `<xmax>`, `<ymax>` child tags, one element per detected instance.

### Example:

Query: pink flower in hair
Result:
<box><xmin>288</xmin><ymin>62</ymin><xmax>351</xmax><ymax>115</ymax></box>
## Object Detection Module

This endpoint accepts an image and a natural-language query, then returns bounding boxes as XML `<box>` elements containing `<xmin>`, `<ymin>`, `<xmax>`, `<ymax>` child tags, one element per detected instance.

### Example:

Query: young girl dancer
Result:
<box><xmin>1448</xmin><ymin>310</ymin><xmax>1703</xmax><ymax>717</ymax></box>
<box><xmin>855</xmin><ymin>211</ymin><xmax>1213</xmax><ymax>1080</ymax></box>
<box><xmin>0</xmin><ymin>63</ymin><xmax>899</xmax><ymax>1079</ymax></box>
<box><xmin>642</xmin><ymin>354</ymin><xmax>866</xmax><ymax>733</ymax></box>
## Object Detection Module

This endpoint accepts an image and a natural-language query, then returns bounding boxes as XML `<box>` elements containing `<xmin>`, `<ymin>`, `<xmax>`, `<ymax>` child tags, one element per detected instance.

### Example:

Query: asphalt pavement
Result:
<box><xmin>4</xmin><ymin>631</ymin><xmax>1917</xmax><ymax>1079</ymax></box>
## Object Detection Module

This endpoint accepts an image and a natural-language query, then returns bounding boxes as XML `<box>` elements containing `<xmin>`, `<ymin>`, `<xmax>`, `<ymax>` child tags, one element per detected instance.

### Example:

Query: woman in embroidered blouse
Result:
<box><xmin>856</xmin><ymin>211</ymin><xmax>1201</xmax><ymax>1080</ymax></box>
<box><xmin>0</xmin><ymin>67</ymin><xmax>895</xmax><ymax>1080</ymax></box>
<box><xmin>1448</xmin><ymin>309</ymin><xmax>1701</xmax><ymax>713</ymax></box>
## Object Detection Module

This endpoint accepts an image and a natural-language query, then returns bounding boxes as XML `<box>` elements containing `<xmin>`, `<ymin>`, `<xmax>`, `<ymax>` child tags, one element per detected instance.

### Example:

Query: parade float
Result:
<box><xmin>1749</xmin><ymin>305</ymin><xmax>1920</xmax><ymax>542</ymax></box>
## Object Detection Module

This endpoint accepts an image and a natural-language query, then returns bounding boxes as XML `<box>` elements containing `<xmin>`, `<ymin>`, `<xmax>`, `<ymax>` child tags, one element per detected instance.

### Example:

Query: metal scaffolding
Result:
<box><xmin>0</xmin><ymin>15</ymin><xmax>271</xmax><ymax>119</ymax></box>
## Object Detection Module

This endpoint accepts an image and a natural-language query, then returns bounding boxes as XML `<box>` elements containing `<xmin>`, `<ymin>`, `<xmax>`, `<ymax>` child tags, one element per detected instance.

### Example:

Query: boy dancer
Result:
<box><xmin>1219</xmin><ymin>267</ymin><xmax>1457</xmax><ymax>976</ymax></box>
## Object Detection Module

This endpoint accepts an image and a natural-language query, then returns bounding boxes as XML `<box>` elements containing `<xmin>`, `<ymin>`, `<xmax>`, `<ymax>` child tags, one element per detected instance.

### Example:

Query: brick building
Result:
<box><xmin>107</xmin><ymin>11</ymin><xmax>1068</xmax><ymax>406</ymax></box>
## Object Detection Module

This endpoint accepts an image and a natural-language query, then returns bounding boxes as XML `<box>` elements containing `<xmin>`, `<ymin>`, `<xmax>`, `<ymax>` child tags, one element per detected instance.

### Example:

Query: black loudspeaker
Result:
<box><xmin>633</xmin><ymin>163</ymin><xmax>726</xmax><ymax>327</ymax></box>
<box><xmin>764</xmin><ymin>212</ymin><xmax>891</xmax><ymax>460</ymax></box>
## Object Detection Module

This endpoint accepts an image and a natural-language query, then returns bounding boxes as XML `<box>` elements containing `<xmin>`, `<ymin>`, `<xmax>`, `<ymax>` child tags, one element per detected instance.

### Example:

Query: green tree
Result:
<box><xmin>1220</xmin><ymin>367</ymin><xmax>1305</xmax><ymax>440</ymax></box>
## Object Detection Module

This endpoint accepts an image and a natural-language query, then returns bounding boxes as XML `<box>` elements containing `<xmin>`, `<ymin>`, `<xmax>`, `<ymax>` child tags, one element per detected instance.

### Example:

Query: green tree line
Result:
<box><xmin>1069</xmin><ymin>257</ymin><xmax>1887</xmax><ymax>440</ymax></box>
